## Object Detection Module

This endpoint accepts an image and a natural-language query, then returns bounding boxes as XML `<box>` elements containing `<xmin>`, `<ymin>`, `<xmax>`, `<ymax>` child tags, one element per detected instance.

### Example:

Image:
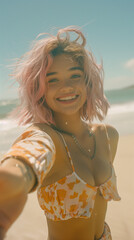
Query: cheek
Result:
<box><xmin>45</xmin><ymin>89</ymin><xmax>56</xmax><ymax>108</ymax></box>
<box><xmin>81</xmin><ymin>84</ymin><xmax>87</xmax><ymax>97</ymax></box>
<box><xmin>45</xmin><ymin>85</ymin><xmax>54</xmax><ymax>97</ymax></box>
<box><xmin>46</xmin><ymin>84</ymin><xmax>59</xmax><ymax>94</ymax></box>
<box><xmin>83</xmin><ymin>92</ymin><xmax>87</xmax><ymax>104</ymax></box>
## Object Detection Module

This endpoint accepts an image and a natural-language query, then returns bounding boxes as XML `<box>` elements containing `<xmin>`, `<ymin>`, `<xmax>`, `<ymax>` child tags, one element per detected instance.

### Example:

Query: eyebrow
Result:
<box><xmin>46</xmin><ymin>66</ymin><xmax>84</xmax><ymax>77</ymax></box>
<box><xmin>69</xmin><ymin>67</ymin><xmax>84</xmax><ymax>71</ymax></box>
<box><xmin>46</xmin><ymin>72</ymin><xmax>57</xmax><ymax>77</ymax></box>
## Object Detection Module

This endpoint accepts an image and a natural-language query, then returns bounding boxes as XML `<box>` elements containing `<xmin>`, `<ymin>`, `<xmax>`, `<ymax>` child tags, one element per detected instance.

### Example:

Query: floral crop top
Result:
<box><xmin>2</xmin><ymin>125</ymin><xmax>121</xmax><ymax>221</ymax></box>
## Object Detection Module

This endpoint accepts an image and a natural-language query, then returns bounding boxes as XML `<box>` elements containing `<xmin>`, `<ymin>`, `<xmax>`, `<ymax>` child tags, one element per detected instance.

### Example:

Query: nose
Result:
<box><xmin>61</xmin><ymin>85</ymin><xmax>74</xmax><ymax>93</ymax></box>
<box><xmin>60</xmin><ymin>79</ymin><xmax>74</xmax><ymax>93</ymax></box>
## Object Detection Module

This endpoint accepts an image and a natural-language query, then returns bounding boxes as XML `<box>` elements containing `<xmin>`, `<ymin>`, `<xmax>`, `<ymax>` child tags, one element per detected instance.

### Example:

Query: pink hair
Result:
<box><xmin>9</xmin><ymin>26</ymin><xmax>110</xmax><ymax>125</ymax></box>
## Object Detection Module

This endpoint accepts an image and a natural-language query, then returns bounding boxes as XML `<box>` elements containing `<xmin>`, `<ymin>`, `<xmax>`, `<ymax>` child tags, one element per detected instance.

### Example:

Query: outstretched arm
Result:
<box><xmin>0</xmin><ymin>158</ymin><xmax>36</xmax><ymax>239</ymax></box>
<box><xmin>0</xmin><ymin>127</ymin><xmax>56</xmax><ymax>239</ymax></box>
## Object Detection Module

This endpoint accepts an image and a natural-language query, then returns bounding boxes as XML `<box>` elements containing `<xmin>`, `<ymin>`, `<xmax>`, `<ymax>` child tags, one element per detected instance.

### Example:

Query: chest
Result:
<box><xmin>41</xmin><ymin>132</ymin><xmax>112</xmax><ymax>188</ymax></box>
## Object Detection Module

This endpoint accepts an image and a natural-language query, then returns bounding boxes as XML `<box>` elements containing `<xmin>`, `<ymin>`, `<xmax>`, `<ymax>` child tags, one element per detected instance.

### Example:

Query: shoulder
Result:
<box><xmin>27</xmin><ymin>123</ymin><xmax>54</xmax><ymax>134</ymax></box>
<box><xmin>104</xmin><ymin>124</ymin><xmax>119</xmax><ymax>140</ymax></box>
<box><xmin>26</xmin><ymin>123</ymin><xmax>60</xmax><ymax>145</ymax></box>
<box><xmin>92</xmin><ymin>123</ymin><xmax>119</xmax><ymax>140</ymax></box>
<box><xmin>105</xmin><ymin>125</ymin><xmax>119</xmax><ymax>163</ymax></box>
<box><xmin>13</xmin><ymin>123</ymin><xmax>56</xmax><ymax>145</ymax></box>
<box><xmin>91</xmin><ymin>123</ymin><xmax>119</xmax><ymax>163</ymax></box>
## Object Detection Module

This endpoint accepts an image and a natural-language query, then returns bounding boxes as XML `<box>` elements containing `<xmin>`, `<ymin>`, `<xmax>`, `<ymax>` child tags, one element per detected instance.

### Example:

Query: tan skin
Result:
<box><xmin>0</xmin><ymin>54</ymin><xmax>119</xmax><ymax>240</ymax></box>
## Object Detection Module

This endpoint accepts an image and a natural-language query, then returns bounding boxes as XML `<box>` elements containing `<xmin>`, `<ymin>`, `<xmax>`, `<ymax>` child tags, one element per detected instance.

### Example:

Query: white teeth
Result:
<box><xmin>58</xmin><ymin>95</ymin><xmax>78</xmax><ymax>101</ymax></box>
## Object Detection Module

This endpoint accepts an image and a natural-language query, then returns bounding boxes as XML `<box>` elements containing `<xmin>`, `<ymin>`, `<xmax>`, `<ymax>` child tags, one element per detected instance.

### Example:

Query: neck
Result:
<box><xmin>52</xmin><ymin>112</ymin><xmax>87</xmax><ymax>138</ymax></box>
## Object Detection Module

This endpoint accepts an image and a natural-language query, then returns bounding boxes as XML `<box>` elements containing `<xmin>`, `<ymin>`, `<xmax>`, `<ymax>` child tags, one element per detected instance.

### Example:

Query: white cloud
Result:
<box><xmin>125</xmin><ymin>58</ymin><xmax>134</xmax><ymax>71</ymax></box>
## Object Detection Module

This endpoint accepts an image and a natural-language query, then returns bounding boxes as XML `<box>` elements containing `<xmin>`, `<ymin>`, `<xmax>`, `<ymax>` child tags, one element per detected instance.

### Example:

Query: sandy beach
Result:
<box><xmin>2</xmin><ymin>133</ymin><xmax>133</xmax><ymax>240</ymax></box>
<box><xmin>0</xmin><ymin>0</ymin><xmax>134</xmax><ymax>239</ymax></box>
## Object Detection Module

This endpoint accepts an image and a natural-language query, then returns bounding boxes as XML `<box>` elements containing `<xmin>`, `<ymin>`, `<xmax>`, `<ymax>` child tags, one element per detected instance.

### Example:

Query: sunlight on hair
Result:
<box><xmin>8</xmin><ymin>26</ymin><xmax>110</xmax><ymax>125</ymax></box>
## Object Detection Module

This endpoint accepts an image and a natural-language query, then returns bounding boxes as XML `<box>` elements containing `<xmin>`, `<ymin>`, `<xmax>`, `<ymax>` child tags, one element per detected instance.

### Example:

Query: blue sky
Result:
<box><xmin>0</xmin><ymin>0</ymin><xmax>134</xmax><ymax>100</ymax></box>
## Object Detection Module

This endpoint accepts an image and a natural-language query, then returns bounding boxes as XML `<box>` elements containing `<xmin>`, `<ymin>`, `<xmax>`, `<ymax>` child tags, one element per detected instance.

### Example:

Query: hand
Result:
<box><xmin>0</xmin><ymin>166</ymin><xmax>28</xmax><ymax>238</ymax></box>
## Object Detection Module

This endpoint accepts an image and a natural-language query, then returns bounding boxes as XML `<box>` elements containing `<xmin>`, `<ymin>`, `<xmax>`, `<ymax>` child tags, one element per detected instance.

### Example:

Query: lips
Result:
<box><xmin>56</xmin><ymin>94</ymin><xmax>79</xmax><ymax>101</ymax></box>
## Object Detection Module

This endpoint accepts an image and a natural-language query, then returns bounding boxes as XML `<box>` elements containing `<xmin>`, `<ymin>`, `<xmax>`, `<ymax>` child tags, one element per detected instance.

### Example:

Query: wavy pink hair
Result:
<box><xmin>9</xmin><ymin>26</ymin><xmax>110</xmax><ymax>125</ymax></box>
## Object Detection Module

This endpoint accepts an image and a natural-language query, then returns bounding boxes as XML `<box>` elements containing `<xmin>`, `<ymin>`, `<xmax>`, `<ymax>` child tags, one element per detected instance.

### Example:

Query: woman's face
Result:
<box><xmin>45</xmin><ymin>53</ymin><xmax>87</xmax><ymax>116</ymax></box>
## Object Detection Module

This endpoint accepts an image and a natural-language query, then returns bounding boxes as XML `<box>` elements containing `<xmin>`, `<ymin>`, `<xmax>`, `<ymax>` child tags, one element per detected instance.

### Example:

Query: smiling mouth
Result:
<box><xmin>56</xmin><ymin>95</ymin><xmax>79</xmax><ymax>102</ymax></box>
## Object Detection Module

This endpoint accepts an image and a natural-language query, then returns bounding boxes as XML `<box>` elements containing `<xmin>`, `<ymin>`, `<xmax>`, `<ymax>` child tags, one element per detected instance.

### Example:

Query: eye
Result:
<box><xmin>71</xmin><ymin>74</ymin><xmax>81</xmax><ymax>79</ymax></box>
<box><xmin>48</xmin><ymin>78</ymin><xmax>58</xmax><ymax>83</ymax></box>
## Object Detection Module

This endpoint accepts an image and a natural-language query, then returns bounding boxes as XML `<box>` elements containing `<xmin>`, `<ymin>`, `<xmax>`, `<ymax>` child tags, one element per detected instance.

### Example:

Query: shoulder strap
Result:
<box><xmin>103</xmin><ymin>124</ymin><xmax>112</xmax><ymax>164</ymax></box>
<box><xmin>55</xmin><ymin>130</ymin><xmax>75</xmax><ymax>170</ymax></box>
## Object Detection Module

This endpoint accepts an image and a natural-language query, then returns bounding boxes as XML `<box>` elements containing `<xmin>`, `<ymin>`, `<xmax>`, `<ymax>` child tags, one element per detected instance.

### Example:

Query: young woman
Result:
<box><xmin>0</xmin><ymin>26</ymin><xmax>121</xmax><ymax>240</ymax></box>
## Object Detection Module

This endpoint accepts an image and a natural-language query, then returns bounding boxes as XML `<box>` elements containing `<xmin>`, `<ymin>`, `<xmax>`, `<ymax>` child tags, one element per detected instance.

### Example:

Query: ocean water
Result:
<box><xmin>0</xmin><ymin>86</ymin><xmax>134</xmax><ymax>157</ymax></box>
